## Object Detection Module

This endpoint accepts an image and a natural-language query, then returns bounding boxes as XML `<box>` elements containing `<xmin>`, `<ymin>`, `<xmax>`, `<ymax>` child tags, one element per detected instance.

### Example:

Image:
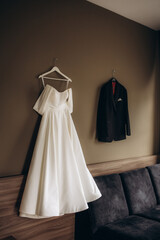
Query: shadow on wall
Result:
<box><xmin>153</xmin><ymin>32</ymin><xmax>160</xmax><ymax>154</ymax></box>
<box><xmin>89</xmin><ymin>83</ymin><xmax>102</xmax><ymax>140</ymax></box>
<box><xmin>22</xmin><ymin>115</ymin><xmax>41</xmax><ymax>175</ymax></box>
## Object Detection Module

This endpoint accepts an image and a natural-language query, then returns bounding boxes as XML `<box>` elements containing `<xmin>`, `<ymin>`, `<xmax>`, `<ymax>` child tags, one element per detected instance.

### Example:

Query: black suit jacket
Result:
<box><xmin>97</xmin><ymin>79</ymin><xmax>131</xmax><ymax>142</ymax></box>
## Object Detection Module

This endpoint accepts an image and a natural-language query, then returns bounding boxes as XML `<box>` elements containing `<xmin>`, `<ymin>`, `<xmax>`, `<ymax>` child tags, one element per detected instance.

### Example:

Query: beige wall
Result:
<box><xmin>0</xmin><ymin>0</ymin><xmax>159</xmax><ymax>176</ymax></box>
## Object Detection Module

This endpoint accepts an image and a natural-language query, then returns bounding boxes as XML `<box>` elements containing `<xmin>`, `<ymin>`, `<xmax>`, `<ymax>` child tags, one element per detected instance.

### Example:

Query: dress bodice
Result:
<box><xmin>33</xmin><ymin>84</ymin><xmax>73</xmax><ymax>115</ymax></box>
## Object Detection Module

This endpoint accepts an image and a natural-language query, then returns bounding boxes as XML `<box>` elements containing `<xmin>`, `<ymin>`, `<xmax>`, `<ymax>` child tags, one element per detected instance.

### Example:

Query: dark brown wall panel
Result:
<box><xmin>0</xmin><ymin>0</ymin><xmax>158</xmax><ymax>176</ymax></box>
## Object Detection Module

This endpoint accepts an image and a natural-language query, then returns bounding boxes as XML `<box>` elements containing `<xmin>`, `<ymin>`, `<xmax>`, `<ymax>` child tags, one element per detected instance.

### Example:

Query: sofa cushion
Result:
<box><xmin>147</xmin><ymin>164</ymin><xmax>160</xmax><ymax>203</ymax></box>
<box><xmin>88</xmin><ymin>174</ymin><xmax>129</xmax><ymax>234</ymax></box>
<box><xmin>137</xmin><ymin>205</ymin><xmax>160</xmax><ymax>222</ymax></box>
<box><xmin>94</xmin><ymin>215</ymin><xmax>160</xmax><ymax>240</ymax></box>
<box><xmin>120</xmin><ymin>168</ymin><xmax>157</xmax><ymax>214</ymax></box>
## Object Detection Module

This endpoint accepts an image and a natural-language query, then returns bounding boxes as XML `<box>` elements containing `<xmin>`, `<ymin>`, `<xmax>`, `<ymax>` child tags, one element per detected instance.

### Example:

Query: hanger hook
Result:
<box><xmin>53</xmin><ymin>57</ymin><xmax>58</xmax><ymax>66</ymax></box>
<box><xmin>112</xmin><ymin>69</ymin><xmax>116</xmax><ymax>77</ymax></box>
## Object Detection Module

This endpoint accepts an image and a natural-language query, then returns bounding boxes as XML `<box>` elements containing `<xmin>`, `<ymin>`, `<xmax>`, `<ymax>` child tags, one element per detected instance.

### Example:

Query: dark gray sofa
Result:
<box><xmin>75</xmin><ymin>163</ymin><xmax>160</xmax><ymax>240</ymax></box>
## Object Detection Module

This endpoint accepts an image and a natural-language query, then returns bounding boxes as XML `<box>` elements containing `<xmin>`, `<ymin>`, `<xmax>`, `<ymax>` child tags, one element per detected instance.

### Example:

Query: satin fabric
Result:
<box><xmin>19</xmin><ymin>84</ymin><xmax>101</xmax><ymax>218</ymax></box>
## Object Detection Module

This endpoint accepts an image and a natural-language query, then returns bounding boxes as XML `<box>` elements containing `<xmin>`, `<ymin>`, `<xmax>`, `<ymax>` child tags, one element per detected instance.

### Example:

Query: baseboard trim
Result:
<box><xmin>88</xmin><ymin>154</ymin><xmax>160</xmax><ymax>177</ymax></box>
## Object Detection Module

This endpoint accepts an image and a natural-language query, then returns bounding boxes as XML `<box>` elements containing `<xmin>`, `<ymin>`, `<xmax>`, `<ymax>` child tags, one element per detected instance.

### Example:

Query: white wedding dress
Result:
<box><xmin>19</xmin><ymin>84</ymin><xmax>101</xmax><ymax>219</ymax></box>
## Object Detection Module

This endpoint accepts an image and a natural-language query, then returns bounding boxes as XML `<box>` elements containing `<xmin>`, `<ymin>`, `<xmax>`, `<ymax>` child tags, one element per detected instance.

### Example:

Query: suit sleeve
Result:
<box><xmin>125</xmin><ymin>90</ymin><xmax>131</xmax><ymax>136</ymax></box>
